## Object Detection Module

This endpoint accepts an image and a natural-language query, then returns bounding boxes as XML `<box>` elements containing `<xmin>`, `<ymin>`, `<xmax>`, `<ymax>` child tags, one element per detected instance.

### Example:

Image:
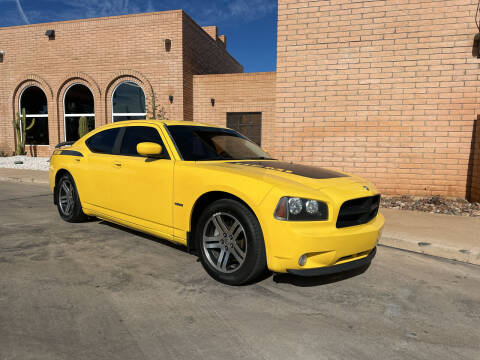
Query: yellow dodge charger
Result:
<box><xmin>49</xmin><ymin>120</ymin><xmax>384</xmax><ymax>285</ymax></box>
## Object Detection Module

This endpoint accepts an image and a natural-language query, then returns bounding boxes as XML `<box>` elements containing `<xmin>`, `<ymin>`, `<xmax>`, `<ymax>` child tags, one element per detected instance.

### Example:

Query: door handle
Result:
<box><xmin>113</xmin><ymin>162</ymin><xmax>122</xmax><ymax>168</ymax></box>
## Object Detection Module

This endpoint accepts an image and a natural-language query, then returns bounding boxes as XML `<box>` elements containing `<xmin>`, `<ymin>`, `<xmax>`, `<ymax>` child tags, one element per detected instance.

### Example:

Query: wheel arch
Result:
<box><xmin>188</xmin><ymin>191</ymin><xmax>261</xmax><ymax>254</ymax></box>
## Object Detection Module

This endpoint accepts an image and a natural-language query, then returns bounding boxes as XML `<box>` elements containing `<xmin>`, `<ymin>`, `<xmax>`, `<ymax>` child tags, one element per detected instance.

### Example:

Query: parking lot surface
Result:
<box><xmin>0</xmin><ymin>181</ymin><xmax>479</xmax><ymax>360</ymax></box>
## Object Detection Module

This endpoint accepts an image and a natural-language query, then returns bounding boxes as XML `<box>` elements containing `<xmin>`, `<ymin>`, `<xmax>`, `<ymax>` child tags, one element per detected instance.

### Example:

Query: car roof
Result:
<box><xmin>95</xmin><ymin>120</ymin><xmax>225</xmax><ymax>131</ymax></box>
<box><xmin>78</xmin><ymin>120</ymin><xmax>238</xmax><ymax>146</ymax></box>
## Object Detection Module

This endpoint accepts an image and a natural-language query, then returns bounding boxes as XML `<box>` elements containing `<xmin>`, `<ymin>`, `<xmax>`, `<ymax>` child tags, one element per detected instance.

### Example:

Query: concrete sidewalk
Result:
<box><xmin>0</xmin><ymin>168</ymin><xmax>49</xmax><ymax>185</ymax></box>
<box><xmin>0</xmin><ymin>167</ymin><xmax>478</xmax><ymax>265</ymax></box>
<box><xmin>380</xmin><ymin>208</ymin><xmax>480</xmax><ymax>265</ymax></box>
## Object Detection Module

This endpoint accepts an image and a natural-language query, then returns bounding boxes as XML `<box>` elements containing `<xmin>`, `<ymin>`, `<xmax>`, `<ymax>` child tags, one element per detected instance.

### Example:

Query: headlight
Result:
<box><xmin>287</xmin><ymin>197</ymin><xmax>302</xmax><ymax>215</ymax></box>
<box><xmin>274</xmin><ymin>197</ymin><xmax>328</xmax><ymax>221</ymax></box>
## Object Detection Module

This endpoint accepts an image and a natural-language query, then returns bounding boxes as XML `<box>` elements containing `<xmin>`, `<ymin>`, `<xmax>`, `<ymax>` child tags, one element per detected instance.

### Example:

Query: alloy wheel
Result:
<box><xmin>202</xmin><ymin>212</ymin><xmax>247</xmax><ymax>273</ymax></box>
<box><xmin>59</xmin><ymin>179</ymin><xmax>75</xmax><ymax>216</ymax></box>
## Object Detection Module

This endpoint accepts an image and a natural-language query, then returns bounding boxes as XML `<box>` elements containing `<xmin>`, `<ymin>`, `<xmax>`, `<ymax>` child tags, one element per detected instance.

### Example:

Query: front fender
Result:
<box><xmin>172</xmin><ymin>162</ymin><xmax>274</xmax><ymax>237</ymax></box>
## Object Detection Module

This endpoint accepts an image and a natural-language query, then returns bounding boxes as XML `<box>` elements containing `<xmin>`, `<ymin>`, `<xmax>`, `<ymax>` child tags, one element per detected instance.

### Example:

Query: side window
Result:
<box><xmin>86</xmin><ymin>128</ymin><xmax>120</xmax><ymax>154</ymax></box>
<box><xmin>120</xmin><ymin>126</ymin><xmax>168</xmax><ymax>157</ymax></box>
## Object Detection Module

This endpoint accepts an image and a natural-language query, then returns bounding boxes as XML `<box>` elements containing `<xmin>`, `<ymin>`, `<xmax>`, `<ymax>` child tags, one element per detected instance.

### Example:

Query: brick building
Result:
<box><xmin>0</xmin><ymin>10</ymin><xmax>244</xmax><ymax>156</ymax></box>
<box><xmin>274</xmin><ymin>0</ymin><xmax>480</xmax><ymax>201</ymax></box>
<box><xmin>193</xmin><ymin>72</ymin><xmax>276</xmax><ymax>153</ymax></box>
<box><xmin>0</xmin><ymin>2</ymin><xmax>479</xmax><ymax>201</ymax></box>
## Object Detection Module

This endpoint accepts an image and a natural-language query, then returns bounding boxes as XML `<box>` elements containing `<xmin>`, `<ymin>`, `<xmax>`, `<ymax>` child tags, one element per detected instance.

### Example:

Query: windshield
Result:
<box><xmin>167</xmin><ymin>125</ymin><xmax>274</xmax><ymax>161</ymax></box>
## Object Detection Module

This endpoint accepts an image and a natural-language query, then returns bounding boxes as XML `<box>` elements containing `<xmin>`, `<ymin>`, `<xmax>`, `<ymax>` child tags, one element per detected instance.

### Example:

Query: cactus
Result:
<box><xmin>12</xmin><ymin>108</ymin><xmax>35</xmax><ymax>155</ymax></box>
<box><xmin>78</xmin><ymin>116</ymin><xmax>89</xmax><ymax>138</ymax></box>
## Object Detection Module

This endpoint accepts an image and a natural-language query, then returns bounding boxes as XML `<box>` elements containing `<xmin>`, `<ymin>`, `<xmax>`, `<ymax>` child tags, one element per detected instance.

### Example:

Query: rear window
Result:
<box><xmin>86</xmin><ymin>128</ymin><xmax>120</xmax><ymax>154</ymax></box>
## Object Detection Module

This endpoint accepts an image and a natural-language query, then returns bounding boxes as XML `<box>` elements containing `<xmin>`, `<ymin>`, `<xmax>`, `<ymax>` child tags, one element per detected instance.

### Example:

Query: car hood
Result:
<box><xmin>196</xmin><ymin>160</ymin><xmax>373</xmax><ymax>193</ymax></box>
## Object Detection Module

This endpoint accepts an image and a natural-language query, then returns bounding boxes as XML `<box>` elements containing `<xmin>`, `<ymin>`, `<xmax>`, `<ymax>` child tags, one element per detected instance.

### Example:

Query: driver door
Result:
<box><xmin>109</xmin><ymin>124</ymin><xmax>174</xmax><ymax>239</ymax></box>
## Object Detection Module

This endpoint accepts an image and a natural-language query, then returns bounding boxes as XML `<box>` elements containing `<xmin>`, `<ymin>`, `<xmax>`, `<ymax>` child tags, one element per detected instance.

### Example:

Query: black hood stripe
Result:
<box><xmin>230</xmin><ymin>161</ymin><xmax>347</xmax><ymax>180</ymax></box>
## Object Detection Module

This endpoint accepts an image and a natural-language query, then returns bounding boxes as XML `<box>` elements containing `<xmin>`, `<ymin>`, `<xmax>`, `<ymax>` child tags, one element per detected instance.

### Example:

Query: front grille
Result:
<box><xmin>336</xmin><ymin>195</ymin><xmax>380</xmax><ymax>228</ymax></box>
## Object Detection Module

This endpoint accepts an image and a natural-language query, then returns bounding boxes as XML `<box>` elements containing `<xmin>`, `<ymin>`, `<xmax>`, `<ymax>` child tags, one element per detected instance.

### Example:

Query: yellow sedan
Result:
<box><xmin>49</xmin><ymin>120</ymin><xmax>384</xmax><ymax>285</ymax></box>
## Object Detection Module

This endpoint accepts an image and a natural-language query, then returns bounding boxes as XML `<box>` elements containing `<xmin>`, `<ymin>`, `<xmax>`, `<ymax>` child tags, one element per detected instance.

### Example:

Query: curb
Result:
<box><xmin>379</xmin><ymin>235</ymin><xmax>480</xmax><ymax>266</ymax></box>
<box><xmin>0</xmin><ymin>176</ymin><xmax>49</xmax><ymax>185</ymax></box>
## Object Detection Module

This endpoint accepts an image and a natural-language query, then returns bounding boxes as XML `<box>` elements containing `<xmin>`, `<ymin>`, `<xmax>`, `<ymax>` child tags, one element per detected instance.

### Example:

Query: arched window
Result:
<box><xmin>19</xmin><ymin>86</ymin><xmax>49</xmax><ymax>145</ymax></box>
<box><xmin>112</xmin><ymin>81</ymin><xmax>146</xmax><ymax>122</ymax></box>
<box><xmin>64</xmin><ymin>84</ymin><xmax>95</xmax><ymax>141</ymax></box>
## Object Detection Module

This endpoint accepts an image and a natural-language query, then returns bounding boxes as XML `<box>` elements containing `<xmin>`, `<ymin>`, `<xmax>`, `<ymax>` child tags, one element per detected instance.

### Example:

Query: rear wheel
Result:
<box><xmin>56</xmin><ymin>173</ymin><xmax>87</xmax><ymax>223</ymax></box>
<box><xmin>196</xmin><ymin>199</ymin><xmax>266</xmax><ymax>285</ymax></box>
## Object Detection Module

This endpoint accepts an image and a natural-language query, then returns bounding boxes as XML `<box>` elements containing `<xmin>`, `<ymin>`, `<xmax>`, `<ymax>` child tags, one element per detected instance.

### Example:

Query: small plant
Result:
<box><xmin>78</xmin><ymin>116</ymin><xmax>89</xmax><ymax>138</ymax></box>
<box><xmin>150</xmin><ymin>96</ymin><xmax>168</xmax><ymax>120</ymax></box>
<box><xmin>12</xmin><ymin>108</ymin><xmax>35</xmax><ymax>155</ymax></box>
<box><xmin>157</xmin><ymin>106</ymin><xmax>168</xmax><ymax>120</ymax></box>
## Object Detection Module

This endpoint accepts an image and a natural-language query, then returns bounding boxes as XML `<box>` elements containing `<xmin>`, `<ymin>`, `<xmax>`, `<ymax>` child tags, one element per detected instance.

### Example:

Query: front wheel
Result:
<box><xmin>56</xmin><ymin>173</ymin><xmax>87</xmax><ymax>223</ymax></box>
<box><xmin>196</xmin><ymin>199</ymin><xmax>266</xmax><ymax>285</ymax></box>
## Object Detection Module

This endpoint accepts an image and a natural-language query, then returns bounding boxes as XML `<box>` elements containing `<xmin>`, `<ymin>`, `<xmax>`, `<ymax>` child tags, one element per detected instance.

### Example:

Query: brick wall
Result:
<box><xmin>201</xmin><ymin>26</ymin><xmax>218</xmax><ymax>40</ymax></box>
<box><xmin>0</xmin><ymin>10</ymin><xmax>185</xmax><ymax>155</ymax></box>
<box><xmin>193</xmin><ymin>72</ymin><xmax>276</xmax><ymax>152</ymax></box>
<box><xmin>275</xmin><ymin>0</ymin><xmax>480</xmax><ymax>198</ymax></box>
<box><xmin>182</xmin><ymin>13</ymin><xmax>243</xmax><ymax>122</ymax></box>
<box><xmin>0</xmin><ymin>10</ymin><xmax>242</xmax><ymax>156</ymax></box>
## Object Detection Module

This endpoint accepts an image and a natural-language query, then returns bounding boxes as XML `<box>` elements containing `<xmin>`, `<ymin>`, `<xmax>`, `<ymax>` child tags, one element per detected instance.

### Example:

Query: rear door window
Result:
<box><xmin>86</xmin><ymin>128</ymin><xmax>120</xmax><ymax>154</ymax></box>
<box><xmin>120</xmin><ymin>126</ymin><xmax>168</xmax><ymax>158</ymax></box>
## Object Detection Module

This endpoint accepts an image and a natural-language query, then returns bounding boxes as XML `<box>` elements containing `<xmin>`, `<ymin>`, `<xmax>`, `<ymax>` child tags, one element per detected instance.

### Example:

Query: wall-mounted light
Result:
<box><xmin>169</xmin><ymin>95</ymin><xmax>174</xmax><ymax>104</ymax></box>
<box><xmin>0</xmin><ymin>50</ymin><xmax>4</xmax><ymax>63</ymax></box>
<box><xmin>211</xmin><ymin>98</ymin><xmax>215</xmax><ymax>107</ymax></box>
<box><xmin>45</xmin><ymin>29</ymin><xmax>55</xmax><ymax>40</ymax></box>
<box><xmin>165</xmin><ymin>39</ymin><xmax>172</xmax><ymax>52</ymax></box>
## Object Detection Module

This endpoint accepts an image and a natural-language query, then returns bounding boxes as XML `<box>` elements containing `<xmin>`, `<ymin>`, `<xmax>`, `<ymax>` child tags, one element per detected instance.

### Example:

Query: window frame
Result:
<box><xmin>18</xmin><ymin>85</ymin><xmax>49</xmax><ymax>146</ymax></box>
<box><xmin>63</xmin><ymin>83</ymin><xmax>95</xmax><ymax>142</ymax></box>
<box><xmin>111</xmin><ymin>81</ymin><xmax>147</xmax><ymax>122</ymax></box>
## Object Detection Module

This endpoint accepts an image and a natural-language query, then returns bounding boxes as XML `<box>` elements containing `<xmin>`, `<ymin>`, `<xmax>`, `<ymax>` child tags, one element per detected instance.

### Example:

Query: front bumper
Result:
<box><xmin>287</xmin><ymin>247</ymin><xmax>376</xmax><ymax>277</ymax></box>
<box><xmin>260</xmin><ymin>210</ymin><xmax>384</xmax><ymax>273</ymax></box>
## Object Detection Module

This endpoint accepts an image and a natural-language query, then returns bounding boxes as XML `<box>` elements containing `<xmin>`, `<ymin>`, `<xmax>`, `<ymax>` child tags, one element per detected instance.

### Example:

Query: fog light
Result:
<box><xmin>298</xmin><ymin>254</ymin><xmax>307</xmax><ymax>266</ymax></box>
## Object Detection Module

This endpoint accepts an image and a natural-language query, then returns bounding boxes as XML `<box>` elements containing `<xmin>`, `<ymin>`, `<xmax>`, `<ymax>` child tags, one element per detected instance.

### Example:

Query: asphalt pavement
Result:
<box><xmin>0</xmin><ymin>181</ymin><xmax>479</xmax><ymax>360</ymax></box>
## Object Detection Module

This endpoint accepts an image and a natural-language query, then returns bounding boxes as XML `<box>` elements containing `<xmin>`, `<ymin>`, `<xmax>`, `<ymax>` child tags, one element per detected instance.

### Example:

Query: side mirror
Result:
<box><xmin>137</xmin><ymin>142</ymin><xmax>163</xmax><ymax>157</ymax></box>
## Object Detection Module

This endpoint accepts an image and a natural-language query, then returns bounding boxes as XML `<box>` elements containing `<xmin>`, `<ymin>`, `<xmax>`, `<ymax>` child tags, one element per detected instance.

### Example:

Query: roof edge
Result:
<box><xmin>0</xmin><ymin>9</ymin><xmax>183</xmax><ymax>31</ymax></box>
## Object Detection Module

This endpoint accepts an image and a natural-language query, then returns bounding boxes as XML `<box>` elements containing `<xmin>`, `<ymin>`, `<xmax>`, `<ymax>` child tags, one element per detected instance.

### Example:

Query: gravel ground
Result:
<box><xmin>0</xmin><ymin>156</ymin><xmax>49</xmax><ymax>171</ymax></box>
<box><xmin>381</xmin><ymin>195</ymin><xmax>480</xmax><ymax>217</ymax></box>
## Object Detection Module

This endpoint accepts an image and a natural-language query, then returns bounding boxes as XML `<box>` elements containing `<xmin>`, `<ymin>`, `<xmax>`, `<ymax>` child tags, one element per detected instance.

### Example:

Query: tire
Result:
<box><xmin>56</xmin><ymin>173</ymin><xmax>87</xmax><ymax>223</ymax></box>
<box><xmin>195</xmin><ymin>199</ymin><xmax>266</xmax><ymax>285</ymax></box>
